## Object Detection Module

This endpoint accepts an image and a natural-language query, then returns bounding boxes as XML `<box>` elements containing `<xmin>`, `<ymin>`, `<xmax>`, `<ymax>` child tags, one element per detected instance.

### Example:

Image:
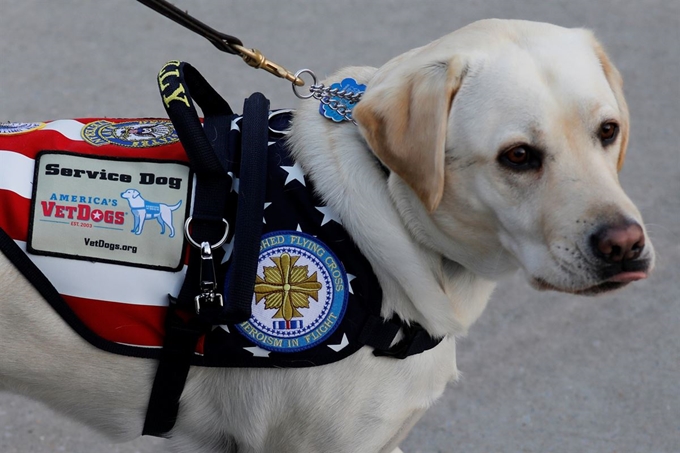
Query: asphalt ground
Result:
<box><xmin>0</xmin><ymin>1</ymin><xmax>678</xmax><ymax>452</ymax></box>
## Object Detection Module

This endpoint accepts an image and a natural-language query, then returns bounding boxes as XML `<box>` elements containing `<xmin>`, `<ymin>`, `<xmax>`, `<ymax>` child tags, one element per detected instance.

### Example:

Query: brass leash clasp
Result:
<box><xmin>232</xmin><ymin>44</ymin><xmax>304</xmax><ymax>86</ymax></box>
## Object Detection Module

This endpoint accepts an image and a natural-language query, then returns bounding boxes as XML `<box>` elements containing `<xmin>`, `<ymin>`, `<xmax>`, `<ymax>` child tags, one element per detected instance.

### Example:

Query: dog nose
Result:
<box><xmin>590</xmin><ymin>222</ymin><xmax>645</xmax><ymax>263</ymax></box>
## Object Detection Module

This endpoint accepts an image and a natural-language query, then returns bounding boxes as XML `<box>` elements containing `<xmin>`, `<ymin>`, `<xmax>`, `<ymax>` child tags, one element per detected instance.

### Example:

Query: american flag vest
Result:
<box><xmin>0</xmin><ymin>112</ymin><xmax>395</xmax><ymax>367</ymax></box>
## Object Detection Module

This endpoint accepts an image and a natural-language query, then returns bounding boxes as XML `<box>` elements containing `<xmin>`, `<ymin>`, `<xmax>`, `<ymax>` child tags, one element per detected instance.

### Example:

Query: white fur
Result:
<box><xmin>0</xmin><ymin>19</ymin><xmax>654</xmax><ymax>452</ymax></box>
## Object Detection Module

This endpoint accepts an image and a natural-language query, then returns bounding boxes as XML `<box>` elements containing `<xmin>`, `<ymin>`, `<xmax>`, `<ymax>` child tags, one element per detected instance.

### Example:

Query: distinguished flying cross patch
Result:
<box><xmin>28</xmin><ymin>152</ymin><xmax>191</xmax><ymax>270</ymax></box>
<box><xmin>81</xmin><ymin>120</ymin><xmax>178</xmax><ymax>148</ymax></box>
<box><xmin>236</xmin><ymin>231</ymin><xmax>348</xmax><ymax>353</ymax></box>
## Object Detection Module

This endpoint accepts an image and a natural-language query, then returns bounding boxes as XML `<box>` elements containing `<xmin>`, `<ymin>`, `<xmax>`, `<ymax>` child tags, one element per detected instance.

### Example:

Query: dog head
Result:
<box><xmin>354</xmin><ymin>19</ymin><xmax>654</xmax><ymax>295</ymax></box>
<box><xmin>120</xmin><ymin>189</ymin><xmax>140</xmax><ymax>200</ymax></box>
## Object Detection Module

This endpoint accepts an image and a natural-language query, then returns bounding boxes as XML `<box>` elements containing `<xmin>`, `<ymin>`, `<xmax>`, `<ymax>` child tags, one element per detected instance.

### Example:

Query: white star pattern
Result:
<box><xmin>221</xmin><ymin>236</ymin><xmax>234</xmax><ymax>264</ymax></box>
<box><xmin>328</xmin><ymin>333</ymin><xmax>349</xmax><ymax>352</ymax></box>
<box><xmin>280</xmin><ymin>161</ymin><xmax>306</xmax><ymax>186</ymax></box>
<box><xmin>227</xmin><ymin>171</ymin><xmax>240</xmax><ymax>193</ymax></box>
<box><xmin>315</xmin><ymin>205</ymin><xmax>342</xmax><ymax>226</ymax></box>
<box><xmin>296</xmin><ymin>224</ymin><xmax>303</xmax><ymax>232</ymax></box>
<box><xmin>92</xmin><ymin>211</ymin><xmax>102</xmax><ymax>220</ymax></box>
<box><xmin>263</xmin><ymin>202</ymin><xmax>272</xmax><ymax>224</ymax></box>
<box><xmin>244</xmin><ymin>346</ymin><xmax>270</xmax><ymax>357</ymax></box>
<box><xmin>347</xmin><ymin>274</ymin><xmax>356</xmax><ymax>294</ymax></box>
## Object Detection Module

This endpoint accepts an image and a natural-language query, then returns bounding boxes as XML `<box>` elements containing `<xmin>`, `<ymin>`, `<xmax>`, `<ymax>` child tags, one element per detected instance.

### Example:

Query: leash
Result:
<box><xmin>136</xmin><ymin>0</ymin><xmax>302</xmax><ymax>86</ymax></box>
<box><xmin>136</xmin><ymin>0</ymin><xmax>363</xmax><ymax>122</ymax></box>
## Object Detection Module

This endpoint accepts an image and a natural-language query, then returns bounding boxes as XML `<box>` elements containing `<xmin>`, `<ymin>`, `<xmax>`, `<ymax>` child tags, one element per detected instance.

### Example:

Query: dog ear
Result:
<box><xmin>353</xmin><ymin>57</ymin><xmax>466</xmax><ymax>212</ymax></box>
<box><xmin>589</xmin><ymin>35</ymin><xmax>630</xmax><ymax>172</ymax></box>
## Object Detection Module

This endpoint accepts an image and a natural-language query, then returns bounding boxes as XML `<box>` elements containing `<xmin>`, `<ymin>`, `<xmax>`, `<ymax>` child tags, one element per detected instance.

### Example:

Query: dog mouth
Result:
<box><xmin>532</xmin><ymin>268</ymin><xmax>649</xmax><ymax>296</ymax></box>
<box><xmin>532</xmin><ymin>277</ymin><xmax>627</xmax><ymax>295</ymax></box>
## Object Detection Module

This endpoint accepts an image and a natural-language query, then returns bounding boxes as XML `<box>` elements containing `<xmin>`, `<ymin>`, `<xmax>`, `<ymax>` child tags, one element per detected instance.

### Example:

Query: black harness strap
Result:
<box><xmin>223</xmin><ymin>92</ymin><xmax>269</xmax><ymax>323</ymax></box>
<box><xmin>144</xmin><ymin>61</ymin><xmax>233</xmax><ymax>437</ymax></box>
<box><xmin>157</xmin><ymin>61</ymin><xmax>233</xmax><ymax>309</ymax></box>
<box><xmin>359</xmin><ymin>315</ymin><xmax>443</xmax><ymax>360</ymax></box>
<box><xmin>144</xmin><ymin>61</ymin><xmax>271</xmax><ymax>437</ymax></box>
<box><xmin>142</xmin><ymin>301</ymin><xmax>208</xmax><ymax>437</ymax></box>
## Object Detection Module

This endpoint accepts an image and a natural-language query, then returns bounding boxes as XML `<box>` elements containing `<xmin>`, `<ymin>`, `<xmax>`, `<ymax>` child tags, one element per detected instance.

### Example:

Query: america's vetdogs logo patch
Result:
<box><xmin>28</xmin><ymin>152</ymin><xmax>191</xmax><ymax>270</ymax></box>
<box><xmin>81</xmin><ymin>120</ymin><xmax>178</xmax><ymax>148</ymax></box>
<box><xmin>236</xmin><ymin>231</ymin><xmax>348</xmax><ymax>353</ymax></box>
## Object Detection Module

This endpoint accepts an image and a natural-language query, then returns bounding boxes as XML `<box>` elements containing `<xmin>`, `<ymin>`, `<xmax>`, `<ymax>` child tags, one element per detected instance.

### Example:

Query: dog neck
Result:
<box><xmin>387</xmin><ymin>175</ymin><xmax>498</xmax><ymax>330</ymax></box>
<box><xmin>289</xmin><ymin>66</ymin><xmax>496</xmax><ymax>337</ymax></box>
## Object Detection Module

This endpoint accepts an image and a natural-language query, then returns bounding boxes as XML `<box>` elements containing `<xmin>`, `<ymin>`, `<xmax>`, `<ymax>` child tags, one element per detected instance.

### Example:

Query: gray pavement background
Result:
<box><xmin>0</xmin><ymin>1</ymin><xmax>678</xmax><ymax>452</ymax></box>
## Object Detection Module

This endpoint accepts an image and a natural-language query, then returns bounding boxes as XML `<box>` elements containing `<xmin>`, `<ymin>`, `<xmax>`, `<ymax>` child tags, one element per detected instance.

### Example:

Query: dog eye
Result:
<box><xmin>599</xmin><ymin>121</ymin><xmax>619</xmax><ymax>146</ymax></box>
<box><xmin>499</xmin><ymin>145</ymin><xmax>541</xmax><ymax>170</ymax></box>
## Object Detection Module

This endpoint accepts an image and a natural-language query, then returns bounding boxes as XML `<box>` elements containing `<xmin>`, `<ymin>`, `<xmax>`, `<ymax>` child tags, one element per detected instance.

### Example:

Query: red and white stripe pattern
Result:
<box><xmin>0</xmin><ymin>119</ymin><xmax>191</xmax><ymax>348</ymax></box>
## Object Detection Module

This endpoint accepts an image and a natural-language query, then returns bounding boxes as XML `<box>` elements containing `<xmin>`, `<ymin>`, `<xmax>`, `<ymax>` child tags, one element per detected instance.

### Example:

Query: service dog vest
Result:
<box><xmin>0</xmin><ymin>113</ymin><xmax>408</xmax><ymax>367</ymax></box>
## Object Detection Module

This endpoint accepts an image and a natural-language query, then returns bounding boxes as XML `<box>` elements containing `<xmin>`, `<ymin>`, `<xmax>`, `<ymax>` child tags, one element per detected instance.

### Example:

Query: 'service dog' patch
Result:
<box><xmin>28</xmin><ymin>152</ymin><xmax>192</xmax><ymax>270</ymax></box>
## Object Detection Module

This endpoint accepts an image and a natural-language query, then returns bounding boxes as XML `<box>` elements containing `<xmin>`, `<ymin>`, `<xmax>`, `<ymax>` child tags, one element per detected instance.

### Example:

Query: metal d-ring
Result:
<box><xmin>183</xmin><ymin>217</ymin><xmax>229</xmax><ymax>249</ymax></box>
<box><xmin>268</xmin><ymin>109</ymin><xmax>295</xmax><ymax>135</ymax></box>
<box><xmin>292</xmin><ymin>69</ymin><xmax>318</xmax><ymax>99</ymax></box>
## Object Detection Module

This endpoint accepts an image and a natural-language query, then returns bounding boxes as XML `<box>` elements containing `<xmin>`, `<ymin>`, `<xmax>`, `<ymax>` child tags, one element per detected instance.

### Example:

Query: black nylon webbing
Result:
<box><xmin>144</xmin><ymin>61</ymin><xmax>236</xmax><ymax>437</ymax></box>
<box><xmin>142</xmin><ymin>304</ymin><xmax>208</xmax><ymax>437</ymax></box>
<box><xmin>144</xmin><ymin>63</ymin><xmax>272</xmax><ymax>437</ymax></box>
<box><xmin>222</xmin><ymin>92</ymin><xmax>269</xmax><ymax>323</ymax></box>
<box><xmin>359</xmin><ymin>315</ymin><xmax>443</xmax><ymax>360</ymax></box>
<box><xmin>157</xmin><ymin>61</ymin><xmax>233</xmax><ymax>306</ymax></box>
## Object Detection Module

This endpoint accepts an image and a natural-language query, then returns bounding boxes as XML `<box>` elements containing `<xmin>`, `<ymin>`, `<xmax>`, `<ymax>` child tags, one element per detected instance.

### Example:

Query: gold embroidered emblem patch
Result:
<box><xmin>236</xmin><ymin>231</ymin><xmax>348</xmax><ymax>353</ymax></box>
<box><xmin>254</xmin><ymin>253</ymin><xmax>322</xmax><ymax>329</ymax></box>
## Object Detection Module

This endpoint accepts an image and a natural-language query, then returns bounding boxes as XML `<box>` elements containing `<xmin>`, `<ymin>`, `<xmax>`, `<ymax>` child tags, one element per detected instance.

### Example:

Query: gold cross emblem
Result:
<box><xmin>254</xmin><ymin>253</ymin><xmax>322</xmax><ymax>329</ymax></box>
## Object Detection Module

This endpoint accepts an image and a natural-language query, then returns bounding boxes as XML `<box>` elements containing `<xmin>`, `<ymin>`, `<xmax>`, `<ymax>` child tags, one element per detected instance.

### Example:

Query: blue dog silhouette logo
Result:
<box><xmin>120</xmin><ymin>188</ymin><xmax>182</xmax><ymax>238</ymax></box>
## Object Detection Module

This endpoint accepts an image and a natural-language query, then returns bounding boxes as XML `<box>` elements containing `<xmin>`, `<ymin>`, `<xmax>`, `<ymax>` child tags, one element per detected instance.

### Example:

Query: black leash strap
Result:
<box><xmin>136</xmin><ymin>0</ymin><xmax>304</xmax><ymax>86</ymax></box>
<box><xmin>137</xmin><ymin>0</ymin><xmax>243</xmax><ymax>54</ymax></box>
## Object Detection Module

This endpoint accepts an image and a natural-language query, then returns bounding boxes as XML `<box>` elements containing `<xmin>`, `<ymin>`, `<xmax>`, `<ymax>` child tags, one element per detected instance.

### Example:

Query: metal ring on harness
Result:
<box><xmin>231</xmin><ymin>110</ymin><xmax>294</xmax><ymax>136</ymax></box>
<box><xmin>292</xmin><ymin>69</ymin><xmax>318</xmax><ymax>99</ymax></box>
<box><xmin>183</xmin><ymin>217</ymin><xmax>229</xmax><ymax>249</ymax></box>
<box><xmin>268</xmin><ymin>109</ymin><xmax>294</xmax><ymax>135</ymax></box>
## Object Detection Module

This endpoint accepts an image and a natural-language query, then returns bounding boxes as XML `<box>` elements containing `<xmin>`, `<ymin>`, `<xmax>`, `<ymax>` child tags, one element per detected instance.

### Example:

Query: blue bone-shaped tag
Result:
<box><xmin>319</xmin><ymin>78</ymin><xmax>366</xmax><ymax>123</ymax></box>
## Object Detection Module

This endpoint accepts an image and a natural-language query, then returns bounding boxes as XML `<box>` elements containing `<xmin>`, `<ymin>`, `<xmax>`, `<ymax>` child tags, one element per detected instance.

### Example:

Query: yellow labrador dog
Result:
<box><xmin>0</xmin><ymin>19</ymin><xmax>654</xmax><ymax>453</ymax></box>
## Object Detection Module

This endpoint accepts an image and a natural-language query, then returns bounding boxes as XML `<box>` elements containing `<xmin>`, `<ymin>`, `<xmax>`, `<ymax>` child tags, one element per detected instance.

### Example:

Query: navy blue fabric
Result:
<box><xmin>196</xmin><ymin>111</ymin><xmax>384</xmax><ymax>367</ymax></box>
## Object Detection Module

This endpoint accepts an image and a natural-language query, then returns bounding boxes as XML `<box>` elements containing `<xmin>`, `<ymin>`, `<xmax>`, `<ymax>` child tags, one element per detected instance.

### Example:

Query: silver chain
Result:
<box><xmin>292</xmin><ymin>69</ymin><xmax>363</xmax><ymax>124</ymax></box>
<box><xmin>310</xmin><ymin>84</ymin><xmax>363</xmax><ymax>124</ymax></box>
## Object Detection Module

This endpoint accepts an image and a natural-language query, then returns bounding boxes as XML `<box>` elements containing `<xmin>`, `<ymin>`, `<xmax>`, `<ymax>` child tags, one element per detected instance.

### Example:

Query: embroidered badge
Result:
<box><xmin>0</xmin><ymin>122</ymin><xmax>46</xmax><ymax>135</ymax></box>
<box><xmin>81</xmin><ymin>120</ymin><xmax>178</xmax><ymax>148</ymax></box>
<box><xmin>236</xmin><ymin>231</ymin><xmax>348</xmax><ymax>353</ymax></box>
<box><xmin>319</xmin><ymin>78</ymin><xmax>366</xmax><ymax>123</ymax></box>
<box><xmin>28</xmin><ymin>152</ymin><xmax>191</xmax><ymax>270</ymax></box>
